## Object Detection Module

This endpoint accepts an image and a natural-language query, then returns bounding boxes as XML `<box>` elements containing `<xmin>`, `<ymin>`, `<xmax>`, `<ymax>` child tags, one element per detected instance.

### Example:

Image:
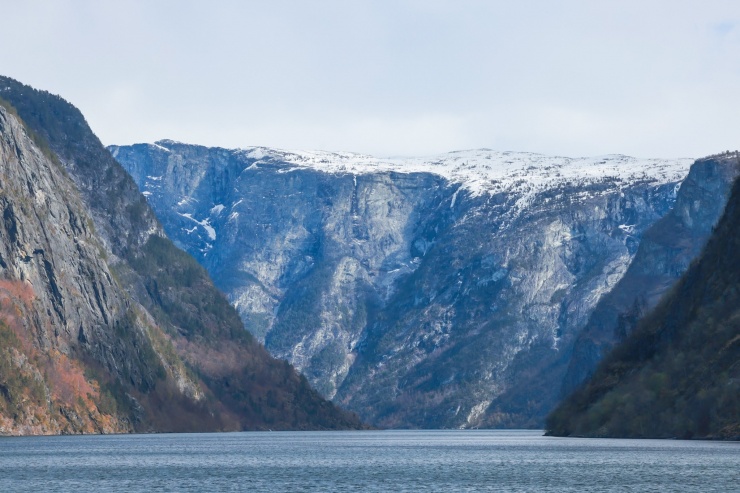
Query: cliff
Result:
<box><xmin>0</xmin><ymin>76</ymin><xmax>361</xmax><ymax>434</ymax></box>
<box><xmin>547</xmin><ymin>154</ymin><xmax>740</xmax><ymax>439</ymax></box>
<box><xmin>562</xmin><ymin>155</ymin><xmax>740</xmax><ymax>395</ymax></box>
<box><xmin>111</xmin><ymin>140</ymin><xmax>695</xmax><ymax>428</ymax></box>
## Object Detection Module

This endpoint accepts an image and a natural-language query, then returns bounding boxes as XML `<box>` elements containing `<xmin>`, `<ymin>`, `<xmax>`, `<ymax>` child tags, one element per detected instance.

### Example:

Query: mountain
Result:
<box><xmin>546</xmin><ymin>155</ymin><xmax>740</xmax><ymax>439</ymax></box>
<box><xmin>562</xmin><ymin>154</ymin><xmax>740</xmax><ymax>396</ymax></box>
<box><xmin>110</xmin><ymin>140</ymin><xmax>696</xmax><ymax>428</ymax></box>
<box><xmin>0</xmin><ymin>76</ymin><xmax>361</xmax><ymax>434</ymax></box>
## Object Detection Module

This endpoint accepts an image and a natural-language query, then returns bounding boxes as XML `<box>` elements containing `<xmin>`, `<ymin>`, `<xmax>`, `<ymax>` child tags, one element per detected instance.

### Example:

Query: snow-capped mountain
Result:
<box><xmin>235</xmin><ymin>145</ymin><xmax>689</xmax><ymax>193</ymax></box>
<box><xmin>110</xmin><ymin>140</ymin><xmax>722</xmax><ymax>428</ymax></box>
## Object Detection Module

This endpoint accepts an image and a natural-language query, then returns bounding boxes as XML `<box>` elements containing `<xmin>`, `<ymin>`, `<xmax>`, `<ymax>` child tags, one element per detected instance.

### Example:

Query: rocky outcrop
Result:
<box><xmin>562</xmin><ymin>154</ymin><xmax>740</xmax><ymax>396</ymax></box>
<box><xmin>0</xmin><ymin>76</ymin><xmax>361</xmax><ymax>434</ymax></box>
<box><xmin>0</xmin><ymin>101</ymin><xmax>133</xmax><ymax>434</ymax></box>
<box><xmin>547</xmin><ymin>154</ymin><xmax>740</xmax><ymax>439</ymax></box>
<box><xmin>112</xmin><ymin>140</ymin><xmax>696</xmax><ymax>428</ymax></box>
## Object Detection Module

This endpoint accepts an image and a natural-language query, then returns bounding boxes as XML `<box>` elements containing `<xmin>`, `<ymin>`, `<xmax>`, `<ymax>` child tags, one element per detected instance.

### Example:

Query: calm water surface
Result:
<box><xmin>0</xmin><ymin>430</ymin><xmax>737</xmax><ymax>492</ymax></box>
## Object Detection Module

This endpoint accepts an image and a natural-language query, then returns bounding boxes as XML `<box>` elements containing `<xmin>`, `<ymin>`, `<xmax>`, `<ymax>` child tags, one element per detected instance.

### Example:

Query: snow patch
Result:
<box><xmin>177</xmin><ymin>196</ymin><xmax>197</xmax><ymax>207</ymax></box>
<box><xmin>178</xmin><ymin>213</ymin><xmax>216</xmax><ymax>241</ymax></box>
<box><xmin>231</xmin><ymin>147</ymin><xmax>693</xmax><ymax>197</ymax></box>
<box><xmin>245</xmin><ymin>148</ymin><xmax>267</xmax><ymax>160</ymax></box>
<box><xmin>150</xmin><ymin>142</ymin><xmax>172</xmax><ymax>153</ymax></box>
<box><xmin>450</xmin><ymin>186</ymin><xmax>461</xmax><ymax>209</ymax></box>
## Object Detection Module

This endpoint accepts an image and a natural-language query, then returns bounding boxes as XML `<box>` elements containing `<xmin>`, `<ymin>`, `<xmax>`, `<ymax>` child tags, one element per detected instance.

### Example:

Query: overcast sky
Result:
<box><xmin>2</xmin><ymin>1</ymin><xmax>739</xmax><ymax>158</ymax></box>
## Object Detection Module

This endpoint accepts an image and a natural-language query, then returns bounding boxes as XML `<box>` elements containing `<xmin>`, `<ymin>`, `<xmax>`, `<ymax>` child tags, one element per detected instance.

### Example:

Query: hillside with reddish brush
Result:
<box><xmin>0</xmin><ymin>76</ymin><xmax>362</xmax><ymax>434</ymax></box>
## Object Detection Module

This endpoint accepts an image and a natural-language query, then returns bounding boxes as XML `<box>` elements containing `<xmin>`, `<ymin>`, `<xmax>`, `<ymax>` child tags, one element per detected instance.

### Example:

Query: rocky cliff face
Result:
<box><xmin>562</xmin><ymin>155</ymin><xmax>740</xmax><ymax>396</ymax></box>
<box><xmin>111</xmin><ymin>140</ymin><xmax>696</xmax><ymax>428</ymax></box>
<box><xmin>0</xmin><ymin>102</ymin><xmax>135</xmax><ymax>434</ymax></box>
<box><xmin>0</xmin><ymin>76</ymin><xmax>361</xmax><ymax>434</ymax></box>
<box><xmin>547</xmin><ymin>153</ymin><xmax>740</xmax><ymax>439</ymax></box>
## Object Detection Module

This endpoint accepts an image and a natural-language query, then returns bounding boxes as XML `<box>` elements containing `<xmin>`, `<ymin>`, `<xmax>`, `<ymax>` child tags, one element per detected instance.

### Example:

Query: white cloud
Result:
<box><xmin>1</xmin><ymin>0</ymin><xmax>739</xmax><ymax>158</ymax></box>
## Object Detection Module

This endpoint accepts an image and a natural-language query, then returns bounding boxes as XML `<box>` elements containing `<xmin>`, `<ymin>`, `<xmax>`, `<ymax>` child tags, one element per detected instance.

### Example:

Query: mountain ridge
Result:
<box><xmin>562</xmin><ymin>153</ymin><xmax>740</xmax><ymax>395</ymax></box>
<box><xmin>119</xmin><ymin>139</ymin><xmax>693</xmax><ymax>195</ymax></box>
<box><xmin>111</xmin><ymin>139</ymin><xmax>700</xmax><ymax>428</ymax></box>
<box><xmin>0</xmin><ymin>75</ymin><xmax>362</xmax><ymax>434</ymax></box>
<box><xmin>547</xmin><ymin>155</ymin><xmax>740</xmax><ymax>439</ymax></box>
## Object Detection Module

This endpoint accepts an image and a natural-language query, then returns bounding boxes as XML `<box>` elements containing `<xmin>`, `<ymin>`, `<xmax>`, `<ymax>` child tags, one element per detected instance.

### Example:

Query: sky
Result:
<box><xmin>1</xmin><ymin>0</ymin><xmax>739</xmax><ymax>158</ymax></box>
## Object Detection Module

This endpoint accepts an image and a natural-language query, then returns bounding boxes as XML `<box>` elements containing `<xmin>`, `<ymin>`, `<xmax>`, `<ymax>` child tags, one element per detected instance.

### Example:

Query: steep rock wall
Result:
<box><xmin>562</xmin><ymin>155</ymin><xmax>740</xmax><ymax>396</ymax></box>
<box><xmin>0</xmin><ymin>77</ymin><xmax>361</xmax><ymax>434</ymax></box>
<box><xmin>547</xmin><ymin>155</ymin><xmax>740</xmax><ymax>439</ymax></box>
<box><xmin>112</xmin><ymin>141</ymin><xmax>692</xmax><ymax>427</ymax></box>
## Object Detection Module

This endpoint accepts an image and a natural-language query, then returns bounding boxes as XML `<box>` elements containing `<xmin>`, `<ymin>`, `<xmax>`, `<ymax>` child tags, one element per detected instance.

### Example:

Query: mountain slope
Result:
<box><xmin>111</xmin><ymin>140</ymin><xmax>694</xmax><ymax>428</ymax></box>
<box><xmin>562</xmin><ymin>154</ymin><xmax>740</xmax><ymax>395</ymax></box>
<box><xmin>0</xmin><ymin>101</ymin><xmax>132</xmax><ymax>433</ymax></box>
<box><xmin>547</xmin><ymin>159</ymin><xmax>740</xmax><ymax>439</ymax></box>
<box><xmin>0</xmin><ymin>76</ymin><xmax>361</xmax><ymax>433</ymax></box>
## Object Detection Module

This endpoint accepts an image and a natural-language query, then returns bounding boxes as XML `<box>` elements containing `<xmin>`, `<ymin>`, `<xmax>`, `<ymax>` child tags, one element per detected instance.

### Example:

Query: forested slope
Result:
<box><xmin>547</xmin><ymin>160</ymin><xmax>740</xmax><ymax>439</ymax></box>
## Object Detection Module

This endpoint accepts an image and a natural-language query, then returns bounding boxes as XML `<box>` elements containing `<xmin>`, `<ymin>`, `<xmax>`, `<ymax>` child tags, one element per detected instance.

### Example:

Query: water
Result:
<box><xmin>0</xmin><ymin>430</ymin><xmax>737</xmax><ymax>492</ymax></box>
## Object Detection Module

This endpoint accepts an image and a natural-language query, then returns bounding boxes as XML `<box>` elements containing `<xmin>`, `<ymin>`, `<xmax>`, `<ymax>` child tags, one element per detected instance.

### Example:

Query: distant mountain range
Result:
<box><xmin>109</xmin><ymin>140</ymin><xmax>737</xmax><ymax>429</ymax></box>
<box><xmin>0</xmin><ymin>76</ymin><xmax>361</xmax><ymax>434</ymax></box>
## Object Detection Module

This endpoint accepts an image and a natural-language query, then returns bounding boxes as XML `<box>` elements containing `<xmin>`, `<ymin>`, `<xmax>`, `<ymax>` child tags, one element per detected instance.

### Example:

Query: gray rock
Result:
<box><xmin>0</xmin><ymin>76</ymin><xmax>362</xmax><ymax>434</ymax></box>
<box><xmin>562</xmin><ymin>154</ymin><xmax>740</xmax><ymax>396</ymax></box>
<box><xmin>112</xmin><ymin>141</ymin><xmax>695</xmax><ymax>427</ymax></box>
